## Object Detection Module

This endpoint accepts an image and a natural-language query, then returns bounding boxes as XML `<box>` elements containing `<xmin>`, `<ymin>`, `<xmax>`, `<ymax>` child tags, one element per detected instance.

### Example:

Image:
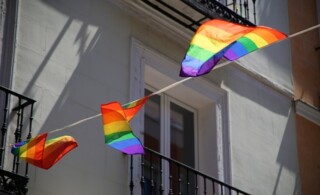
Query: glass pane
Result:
<box><xmin>170</xmin><ymin>102</ymin><xmax>195</xmax><ymax>167</ymax></box>
<box><xmin>170</xmin><ymin>102</ymin><xmax>195</xmax><ymax>195</ymax></box>
<box><xmin>144</xmin><ymin>89</ymin><xmax>161</xmax><ymax>152</ymax></box>
<box><xmin>144</xmin><ymin>89</ymin><xmax>162</xmax><ymax>194</ymax></box>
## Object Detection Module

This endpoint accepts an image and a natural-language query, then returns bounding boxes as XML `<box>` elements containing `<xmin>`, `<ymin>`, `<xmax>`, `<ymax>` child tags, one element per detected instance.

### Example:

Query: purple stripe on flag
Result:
<box><xmin>121</xmin><ymin>145</ymin><xmax>144</xmax><ymax>155</ymax></box>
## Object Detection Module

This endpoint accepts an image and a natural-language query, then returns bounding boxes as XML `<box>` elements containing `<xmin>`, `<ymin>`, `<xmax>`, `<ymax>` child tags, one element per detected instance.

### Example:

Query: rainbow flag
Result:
<box><xmin>123</xmin><ymin>96</ymin><xmax>149</xmax><ymax>121</ymax></box>
<box><xmin>11</xmin><ymin>133</ymin><xmax>78</xmax><ymax>169</ymax></box>
<box><xmin>101</xmin><ymin>96</ymin><xmax>149</xmax><ymax>155</ymax></box>
<box><xmin>180</xmin><ymin>19</ymin><xmax>287</xmax><ymax>77</ymax></box>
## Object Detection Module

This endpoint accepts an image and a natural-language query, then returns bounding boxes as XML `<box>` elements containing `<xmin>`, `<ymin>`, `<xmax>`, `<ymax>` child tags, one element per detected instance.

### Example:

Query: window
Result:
<box><xmin>144</xmin><ymin>88</ymin><xmax>195</xmax><ymax>166</ymax></box>
<box><xmin>130</xmin><ymin>38</ymin><xmax>231</xmax><ymax>194</ymax></box>
<box><xmin>144</xmin><ymin>87</ymin><xmax>196</xmax><ymax>194</ymax></box>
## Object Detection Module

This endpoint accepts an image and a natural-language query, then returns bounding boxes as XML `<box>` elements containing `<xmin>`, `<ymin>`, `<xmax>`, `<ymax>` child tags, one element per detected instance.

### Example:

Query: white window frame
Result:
<box><xmin>129</xmin><ymin>38</ymin><xmax>232</xmax><ymax>194</ymax></box>
<box><xmin>145</xmin><ymin>84</ymin><xmax>198</xmax><ymax>162</ymax></box>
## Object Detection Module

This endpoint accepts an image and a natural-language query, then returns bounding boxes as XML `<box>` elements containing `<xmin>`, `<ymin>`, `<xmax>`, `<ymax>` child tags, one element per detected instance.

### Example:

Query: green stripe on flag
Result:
<box><xmin>187</xmin><ymin>44</ymin><xmax>215</xmax><ymax>62</ymax></box>
<box><xmin>238</xmin><ymin>37</ymin><xmax>258</xmax><ymax>52</ymax></box>
<box><xmin>105</xmin><ymin>131</ymin><xmax>132</xmax><ymax>144</ymax></box>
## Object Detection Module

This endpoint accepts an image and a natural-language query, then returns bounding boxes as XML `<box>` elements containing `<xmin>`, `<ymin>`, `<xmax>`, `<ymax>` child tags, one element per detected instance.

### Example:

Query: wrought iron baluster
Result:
<box><xmin>195</xmin><ymin>173</ymin><xmax>198</xmax><ymax>195</ymax></box>
<box><xmin>240</xmin><ymin>0</ymin><xmax>243</xmax><ymax>16</ymax></box>
<box><xmin>150</xmin><ymin>151</ymin><xmax>154</xmax><ymax>193</ymax></box>
<box><xmin>246</xmin><ymin>0</ymin><xmax>250</xmax><ymax>20</ymax></box>
<box><xmin>12</xmin><ymin>98</ymin><xmax>21</xmax><ymax>173</ymax></box>
<box><xmin>140</xmin><ymin>153</ymin><xmax>145</xmax><ymax>195</ymax></box>
<box><xmin>0</xmin><ymin>92</ymin><xmax>9</xmax><ymax>168</ymax></box>
<box><xmin>130</xmin><ymin>155</ymin><xmax>134</xmax><ymax>195</ymax></box>
<box><xmin>186</xmin><ymin>169</ymin><xmax>190</xmax><ymax>195</ymax></box>
<box><xmin>15</xmin><ymin>105</ymin><xmax>24</xmax><ymax>174</ymax></box>
<box><xmin>25</xmin><ymin>102</ymin><xmax>33</xmax><ymax>177</ymax></box>
<box><xmin>203</xmin><ymin>177</ymin><xmax>207</xmax><ymax>194</ymax></box>
<box><xmin>169</xmin><ymin>163</ymin><xmax>173</xmax><ymax>195</ymax></box>
<box><xmin>244</xmin><ymin>0</ymin><xmax>249</xmax><ymax>20</ymax></box>
<box><xmin>221</xmin><ymin>183</ymin><xmax>224</xmax><ymax>195</ymax></box>
<box><xmin>178</xmin><ymin>165</ymin><xmax>181</xmax><ymax>195</ymax></box>
<box><xmin>252</xmin><ymin>0</ymin><xmax>256</xmax><ymax>24</ymax></box>
<box><xmin>212</xmin><ymin>180</ymin><xmax>216</xmax><ymax>195</ymax></box>
<box><xmin>159</xmin><ymin>156</ymin><xmax>164</xmax><ymax>194</ymax></box>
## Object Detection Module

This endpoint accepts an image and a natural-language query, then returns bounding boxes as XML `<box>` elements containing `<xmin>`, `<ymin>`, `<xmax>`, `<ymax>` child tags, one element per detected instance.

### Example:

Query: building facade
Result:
<box><xmin>289</xmin><ymin>0</ymin><xmax>320</xmax><ymax>194</ymax></box>
<box><xmin>0</xmin><ymin>0</ymin><xmax>316</xmax><ymax>194</ymax></box>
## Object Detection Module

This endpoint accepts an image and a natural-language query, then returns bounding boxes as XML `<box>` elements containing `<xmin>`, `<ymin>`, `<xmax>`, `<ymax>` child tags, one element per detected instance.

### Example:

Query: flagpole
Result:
<box><xmin>48</xmin><ymin>23</ymin><xmax>320</xmax><ymax>134</ymax></box>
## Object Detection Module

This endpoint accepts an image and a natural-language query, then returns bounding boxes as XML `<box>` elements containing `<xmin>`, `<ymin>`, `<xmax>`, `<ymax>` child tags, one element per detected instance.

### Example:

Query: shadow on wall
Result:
<box><xmin>23</xmin><ymin>0</ymin><xmax>132</xmax><ymax>129</ymax></box>
<box><xmin>209</xmin><ymin>64</ymin><xmax>300</xmax><ymax>194</ymax></box>
<box><xmin>212</xmin><ymin>64</ymin><xmax>290</xmax><ymax>115</ymax></box>
<box><xmin>273</xmin><ymin>107</ymin><xmax>300</xmax><ymax>195</ymax></box>
<box><xmin>18</xmin><ymin>0</ymin><xmax>134</xmax><ymax>194</ymax></box>
<box><xmin>242</xmin><ymin>0</ymin><xmax>292</xmax><ymax>91</ymax></box>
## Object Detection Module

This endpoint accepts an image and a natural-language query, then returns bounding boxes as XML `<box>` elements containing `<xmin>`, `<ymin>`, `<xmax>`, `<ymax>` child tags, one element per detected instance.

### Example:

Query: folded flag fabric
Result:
<box><xmin>11</xmin><ymin>133</ymin><xmax>78</xmax><ymax>169</ymax></box>
<box><xmin>122</xmin><ymin>96</ymin><xmax>149</xmax><ymax>121</ymax></box>
<box><xmin>180</xmin><ymin>19</ymin><xmax>287</xmax><ymax>77</ymax></box>
<box><xmin>223</xmin><ymin>26</ymin><xmax>288</xmax><ymax>60</ymax></box>
<box><xmin>101</xmin><ymin>96</ymin><xmax>149</xmax><ymax>155</ymax></box>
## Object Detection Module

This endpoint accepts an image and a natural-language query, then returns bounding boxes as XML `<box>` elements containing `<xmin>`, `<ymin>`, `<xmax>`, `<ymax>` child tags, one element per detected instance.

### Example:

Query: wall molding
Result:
<box><xmin>295</xmin><ymin>100</ymin><xmax>320</xmax><ymax>126</ymax></box>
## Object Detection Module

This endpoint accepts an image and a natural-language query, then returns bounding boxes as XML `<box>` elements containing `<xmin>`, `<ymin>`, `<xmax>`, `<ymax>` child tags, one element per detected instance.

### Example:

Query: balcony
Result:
<box><xmin>140</xmin><ymin>0</ymin><xmax>256</xmax><ymax>33</ymax></box>
<box><xmin>0</xmin><ymin>86</ymin><xmax>36</xmax><ymax>195</ymax></box>
<box><xmin>130</xmin><ymin>147</ymin><xmax>249</xmax><ymax>195</ymax></box>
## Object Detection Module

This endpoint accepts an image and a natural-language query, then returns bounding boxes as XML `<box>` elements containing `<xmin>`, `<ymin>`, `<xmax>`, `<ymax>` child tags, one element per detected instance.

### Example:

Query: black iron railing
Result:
<box><xmin>141</xmin><ymin>0</ymin><xmax>256</xmax><ymax>33</ymax></box>
<box><xmin>212</xmin><ymin>0</ymin><xmax>257</xmax><ymax>24</ymax></box>
<box><xmin>130</xmin><ymin>147</ymin><xmax>250</xmax><ymax>195</ymax></box>
<box><xmin>0</xmin><ymin>85</ymin><xmax>36</xmax><ymax>195</ymax></box>
<box><xmin>182</xmin><ymin>0</ymin><xmax>256</xmax><ymax>26</ymax></box>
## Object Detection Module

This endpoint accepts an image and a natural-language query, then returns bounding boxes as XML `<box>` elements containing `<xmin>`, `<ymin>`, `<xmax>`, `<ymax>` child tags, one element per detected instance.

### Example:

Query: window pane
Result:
<box><xmin>144</xmin><ymin>89</ymin><xmax>161</xmax><ymax>195</ymax></box>
<box><xmin>170</xmin><ymin>102</ymin><xmax>195</xmax><ymax>167</ymax></box>
<box><xmin>170</xmin><ymin>102</ymin><xmax>195</xmax><ymax>195</ymax></box>
<box><xmin>144</xmin><ymin>89</ymin><xmax>161</xmax><ymax>152</ymax></box>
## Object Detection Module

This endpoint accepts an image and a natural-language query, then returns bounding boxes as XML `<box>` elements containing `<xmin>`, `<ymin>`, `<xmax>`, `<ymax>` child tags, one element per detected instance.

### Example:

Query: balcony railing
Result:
<box><xmin>0</xmin><ymin>85</ymin><xmax>36</xmax><ymax>195</ymax></box>
<box><xmin>182</xmin><ymin>0</ymin><xmax>256</xmax><ymax>25</ymax></box>
<box><xmin>141</xmin><ymin>0</ymin><xmax>256</xmax><ymax>33</ymax></box>
<box><xmin>214</xmin><ymin>0</ymin><xmax>257</xmax><ymax>24</ymax></box>
<box><xmin>130</xmin><ymin>147</ymin><xmax>250</xmax><ymax>195</ymax></box>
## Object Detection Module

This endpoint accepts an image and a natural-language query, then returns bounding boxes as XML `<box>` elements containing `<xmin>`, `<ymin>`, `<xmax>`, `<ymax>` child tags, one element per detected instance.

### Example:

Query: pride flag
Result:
<box><xmin>101</xmin><ymin>96</ymin><xmax>149</xmax><ymax>155</ymax></box>
<box><xmin>122</xmin><ymin>97</ymin><xmax>149</xmax><ymax>121</ymax></box>
<box><xmin>11</xmin><ymin>133</ymin><xmax>78</xmax><ymax>169</ymax></box>
<box><xmin>180</xmin><ymin>19</ymin><xmax>287</xmax><ymax>77</ymax></box>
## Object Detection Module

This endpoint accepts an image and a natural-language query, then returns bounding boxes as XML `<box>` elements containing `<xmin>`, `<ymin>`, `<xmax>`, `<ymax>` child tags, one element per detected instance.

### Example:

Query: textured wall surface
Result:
<box><xmin>12</xmin><ymin>0</ymin><xmax>300</xmax><ymax>194</ymax></box>
<box><xmin>289</xmin><ymin>0</ymin><xmax>320</xmax><ymax>194</ymax></box>
<box><xmin>238</xmin><ymin>0</ymin><xmax>293</xmax><ymax>92</ymax></box>
<box><xmin>208</xmin><ymin>65</ymin><xmax>300</xmax><ymax>195</ymax></box>
<box><xmin>13</xmin><ymin>0</ymin><xmax>184</xmax><ymax>194</ymax></box>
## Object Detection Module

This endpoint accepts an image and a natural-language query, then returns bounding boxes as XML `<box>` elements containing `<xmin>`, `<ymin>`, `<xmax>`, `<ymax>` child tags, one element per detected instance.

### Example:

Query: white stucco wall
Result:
<box><xmin>10</xmin><ymin>0</ymin><xmax>299</xmax><ymax>194</ymax></box>
<box><xmin>207</xmin><ymin>65</ymin><xmax>299</xmax><ymax>195</ymax></box>
<box><xmin>12</xmin><ymin>0</ymin><xmax>185</xmax><ymax>194</ymax></box>
<box><xmin>225</xmin><ymin>2</ymin><xmax>299</xmax><ymax>193</ymax></box>
<box><xmin>239</xmin><ymin>0</ymin><xmax>293</xmax><ymax>92</ymax></box>
<box><xmin>216</xmin><ymin>3</ymin><xmax>299</xmax><ymax>192</ymax></box>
